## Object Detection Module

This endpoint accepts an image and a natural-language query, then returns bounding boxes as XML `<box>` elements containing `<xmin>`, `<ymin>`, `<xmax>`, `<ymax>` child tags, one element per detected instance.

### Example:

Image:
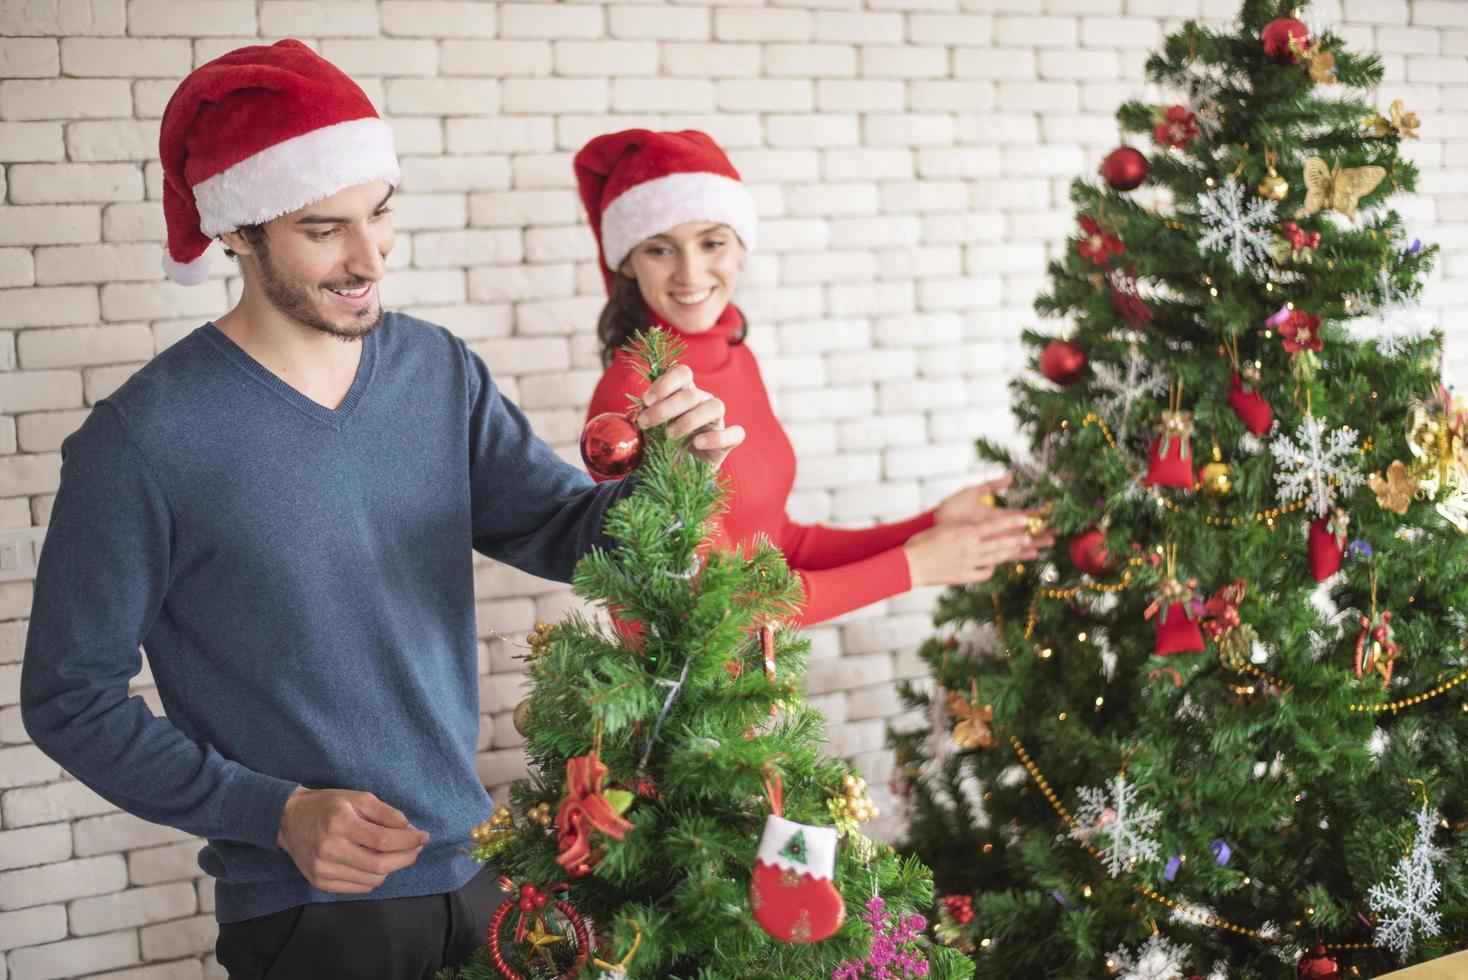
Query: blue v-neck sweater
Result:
<box><xmin>21</xmin><ymin>312</ymin><xmax>633</xmax><ymax>923</ymax></box>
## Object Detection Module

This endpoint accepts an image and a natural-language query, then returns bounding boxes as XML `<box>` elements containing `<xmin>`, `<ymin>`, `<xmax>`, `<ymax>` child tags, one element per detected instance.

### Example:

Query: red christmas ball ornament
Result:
<box><xmin>1263</xmin><ymin>17</ymin><xmax>1310</xmax><ymax>64</ymax></box>
<box><xmin>1296</xmin><ymin>944</ymin><xmax>1341</xmax><ymax>980</ymax></box>
<box><xmin>1040</xmin><ymin>340</ymin><xmax>1088</xmax><ymax>386</ymax></box>
<box><xmin>580</xmin><ymin>410</ymin><xmax>644</xmax><ymax>478</ymax></box>
<box><xmin>1068</xmin><ymin>528</ymin><xmax>1117</xmax><ymax>576</ymax></box>
<box><xmin>1100</xmin><ymin>146</ymin><xmax>1150</xmax><ymax>191</ymax></box>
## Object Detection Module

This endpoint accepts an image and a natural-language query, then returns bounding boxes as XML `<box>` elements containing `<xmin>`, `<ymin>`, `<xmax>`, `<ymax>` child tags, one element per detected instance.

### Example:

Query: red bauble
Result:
<box><xmin>1227</xmin><ymin>372</ymin><xmax>1273</xmax><ymax>436</ymax></box>
<box><xmin>1296</xmin><ymin>944</ymin><xmax>1341</xmax><ymax>980</ymax></box>
<box><xmin>1154</xmin><ymin>603</ymin><xmax>1205</xmax><ymax>655</ymax></box>
<box><xmin>1100</xmin><ymin>146</ymin><xmax>1149</xmax><ymax>191</ymax></box>
<box><xmin>1040</xmin><ymin>340</ymin><xmax>1088</xmax><ymax>386</ymax></box>
<box><xmin>580</xmin><ymin>410</ymin><xmax>644</xmax><ymax>478</ymax></box>
<box><xmin>1307</xmin><ymin>514</ymin><xmax>1345</xmax><ymax>582</ymax></box>
<box><xmin>1146</xmin><ymin>435</ymin><xmax>1195</xmax><ymax>489</ymax></box>
<box><xmin>1263</xmin><ymin>17</ymin><xmax>1310</xmax><ymax>64</ymax></box>
<box><xmin>1068</xmin><ymin>528</ymin><xmax>1117</xmax><ymax>576</ymax></box>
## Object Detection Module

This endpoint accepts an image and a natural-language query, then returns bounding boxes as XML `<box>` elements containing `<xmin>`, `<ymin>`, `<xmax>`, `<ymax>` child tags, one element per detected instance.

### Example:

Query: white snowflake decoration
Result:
<box><xmin>1069</xmin><ymin>775</ymin><xmax>1162</xmax><ymax>877</ymax></box>
<box><xmin>1092</xmin><ymin>347</ymin><xmax>1168</xmax><ymax>450</ymax></box>
<box><xmin>1196</xmin><ymin>177</ymin><xmax>1279</xmax><ymax>278</ymax></box>
<box><xmin>1269</xmin><ymin>416</ymin><xmax>1363</xmax><ymax>517</ymax></box>
<box><xmin>1109</xmin><ymin>933</ymin><xmax>1189</xmax><ymax>980</ymax></box>
<box><xmin>1368</xmin><ymin>806</ymin><xmax>1444</xmax><ymax>957</ymax></box>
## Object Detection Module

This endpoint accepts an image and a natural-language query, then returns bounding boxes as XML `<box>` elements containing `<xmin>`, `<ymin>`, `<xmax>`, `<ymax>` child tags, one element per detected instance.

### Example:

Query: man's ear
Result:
<box><xmin>218</xmin><ymin>229</ymin><xmax>256</xmax><ymax>257</ymax></box>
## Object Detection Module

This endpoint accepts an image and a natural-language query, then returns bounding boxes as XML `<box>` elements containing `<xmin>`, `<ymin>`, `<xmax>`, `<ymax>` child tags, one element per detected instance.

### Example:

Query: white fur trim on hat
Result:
<box><xmin>193</xmin><ymin>116</ymin><xmax>400</xmax><ymax>236</ymax></box>
<box><xmin>599</xmin><ymin>170</ymin><xmax>757</xmax><ymax>274</ymax></box>
<box><xmin>162</xmin><ymin>250</ymin><xmax>211</xmax><ymax>286</ymax></box>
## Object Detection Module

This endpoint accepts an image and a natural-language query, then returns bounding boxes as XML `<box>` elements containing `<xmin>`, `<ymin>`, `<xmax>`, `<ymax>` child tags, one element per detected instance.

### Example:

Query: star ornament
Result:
<box><xmin>1369</xmin><ymin>460</ymin><xmax>1419</xmax><ymax>515</ymax></box>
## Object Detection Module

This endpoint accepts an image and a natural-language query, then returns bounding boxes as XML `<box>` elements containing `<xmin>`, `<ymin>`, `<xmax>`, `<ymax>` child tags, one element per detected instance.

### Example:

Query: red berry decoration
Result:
<box><xmin>1100</xmin><ymin>146</ymin><xmax>1149</xmax><ymax>191</ymax></box>
<box><xmin>1296</xmin><ymin>944</ymin><xmax>1341</xmax><ymax>980</ymax></box>
<box><xmin>580</xmin><ymin>410</ymin><xmax>644</xmax><ymax>478</ymax></box>
<box><xmin>1153</xmin><ymin>105</ymin><xmax>1199</xmax><ymax>149</ymax></box>
<box><xmin>1039</xmin><ymin>340</ymin><xmax>1088</xmax><ymax>386</ymax></box>
<box><xmin>1068</xmin><ymin>527</ymin><xmax>1117</xmax><ymax>576</ymax></box>
<box><xmin>1262</xmin><ymin>17</ymin><xmax>1310</xmax><ymax>64</ymax></box>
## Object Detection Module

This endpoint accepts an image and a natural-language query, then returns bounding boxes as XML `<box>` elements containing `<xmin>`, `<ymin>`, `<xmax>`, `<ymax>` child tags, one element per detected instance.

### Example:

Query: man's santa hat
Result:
<box><xmin>574</xmin><ymin>130</ymin><xmax>757</xmax><ymax>294</ymax></box>
<box><xmin>158</xmin><ymin>39</ymin><xmax>400</xmax><ymax>285</ymax></box>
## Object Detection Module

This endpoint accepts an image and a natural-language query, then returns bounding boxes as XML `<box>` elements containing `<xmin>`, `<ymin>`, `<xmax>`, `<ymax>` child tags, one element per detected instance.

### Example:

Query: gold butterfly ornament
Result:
<box><xmin>946</xmin><ymin>683</ymin><xmax>994</xmax><ymax>750</ymax></box>
<box><xmin>1368</xmin><ymin>100</ymin><xmax>1420</xmax><ymax>141</ymax></box>
<box><xmin>1296</xmin><ymin>157</ymin><xmax>1387</xmax><ymax>221</ymax></box>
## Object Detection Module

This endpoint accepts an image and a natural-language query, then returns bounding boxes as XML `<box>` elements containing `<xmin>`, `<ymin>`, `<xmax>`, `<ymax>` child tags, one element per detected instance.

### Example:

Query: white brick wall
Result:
<box><xmin>2</xmin><ymin>2</ymin><xmax>1465</xmax><ymax>976</ymax></box>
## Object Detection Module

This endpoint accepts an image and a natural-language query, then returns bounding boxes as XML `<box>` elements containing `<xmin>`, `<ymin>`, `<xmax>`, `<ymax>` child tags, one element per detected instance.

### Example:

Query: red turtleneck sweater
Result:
<box><xmin>586</xmin><ymin>306</ymin><xmax>935</xmax><ymax>625</ymax></box>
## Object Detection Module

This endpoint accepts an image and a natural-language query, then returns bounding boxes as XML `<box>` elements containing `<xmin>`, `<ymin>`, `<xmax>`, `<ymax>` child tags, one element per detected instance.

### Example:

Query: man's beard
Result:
<box><xmin>255</xmin><ymin>241</ymin><xmax>383</xmax><ymax>342</ymax></box>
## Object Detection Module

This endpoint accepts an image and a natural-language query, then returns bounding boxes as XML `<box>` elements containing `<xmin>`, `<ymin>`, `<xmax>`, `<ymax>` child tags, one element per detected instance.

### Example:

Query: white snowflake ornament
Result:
<box><xmin>1068</xmin><ymin>775</ymin><xmax>1162</xmax><ymax>877</ymax></box>
<box><xmin>1196</xmin><ymin>176</ymin><xmax>1279</xmax><ymax>278</ymax></box>
<box><xmin>1092</xmin><ymin>347</ymin><xmax>1168</xmax><ymax>451</ymax></box>
<box><xmin>1109</xmin><ymin>933</ymin><xmax>1189</xmax><ymax>980</ymax></box>
<box><xmin>1368</xmin><ymin>805</ymin><xmax>1444</xmax><ymax>957</ymax></box>
<box><xmin>1269</xmin><ymin>416</ymin><xmax>1363</xmax><ymax>517</ymax></box>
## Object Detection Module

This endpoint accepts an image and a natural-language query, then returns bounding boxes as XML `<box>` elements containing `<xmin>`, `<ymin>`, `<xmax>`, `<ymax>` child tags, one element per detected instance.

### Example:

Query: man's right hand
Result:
<box><xmin>276</xmin><ymin>787</ymin><xmax>430</xmax><ymax>894</ymax></box>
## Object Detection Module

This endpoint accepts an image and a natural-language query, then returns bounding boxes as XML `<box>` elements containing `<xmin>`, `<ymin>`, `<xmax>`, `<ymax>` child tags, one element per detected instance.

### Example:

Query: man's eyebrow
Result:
<box><xmin>293</xmin><ymin>186</ymin><xmax>396</xmax><ymax>225</ymax></box>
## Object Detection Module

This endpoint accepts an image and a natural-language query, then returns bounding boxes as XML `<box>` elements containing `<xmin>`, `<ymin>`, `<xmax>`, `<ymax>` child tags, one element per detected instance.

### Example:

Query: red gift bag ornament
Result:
<box><xmin>1228</xmin><ymin>369</ymin><xmax>1273</xmax><ymax>436</ymax></box>
<box><xmin>749</xmin><ymin>772</ymin><xmax>844</xmax><ymax>944</ymax></box>
<box><xmin>1146</xmin><ymin>392</ymin><xmax>1195</xmax><ymax>489</ymax></box>
<box><xmin>1145</xmin><ymin>548</ymin><xmax>1204</xmax><ymax>656</ymax></box>
<box><xmin>1307</xmin><ymin>509</ymin><xmax>1348</xmax><ymax>582</ymax></box>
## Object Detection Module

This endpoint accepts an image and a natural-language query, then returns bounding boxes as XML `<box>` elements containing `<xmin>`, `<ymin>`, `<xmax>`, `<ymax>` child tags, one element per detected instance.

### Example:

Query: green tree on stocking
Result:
<box><xmin>447</xmin><ymin>330</ymin><xmax>972</xmax><ymax>979</ymax></box>
<box><xmin>891</xmin><ymin>3</ymin><xmax>1465</xmax><ymax>977</ymax></box>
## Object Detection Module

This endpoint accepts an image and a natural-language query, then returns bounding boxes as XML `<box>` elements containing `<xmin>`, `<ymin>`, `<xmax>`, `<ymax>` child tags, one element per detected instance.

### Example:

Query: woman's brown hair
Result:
<box><xmin>597</xmin><ymin>272</ymin><xmax>748</xmax><ymax>368</ymax></box>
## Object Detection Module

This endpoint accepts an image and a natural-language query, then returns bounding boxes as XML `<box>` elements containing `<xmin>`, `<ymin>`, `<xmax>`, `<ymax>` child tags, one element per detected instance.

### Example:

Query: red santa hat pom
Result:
<box><xmin>158</xmin><ymin>39</ymin><xmax>400</xmax><ymax>285</ymax></box>
<box><xmin>574</xmin><ymin>129</ymin><xmax>758</xmax><ymax>294</ymax></box>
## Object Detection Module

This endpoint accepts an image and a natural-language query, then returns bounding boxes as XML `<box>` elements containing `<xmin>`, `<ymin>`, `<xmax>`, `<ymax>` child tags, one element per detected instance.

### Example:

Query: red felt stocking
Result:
<box><xmin>1307</xmin><ymin>512</ymin><xmax>1347</xmax><ymax>582</ymax></box>
<box><xmin>749</xmin><ymin>815</ymin><xmax>844</xmax><ymax>943</ymax></box>
<box><xmin>1227</xmin><ymin>372</ymin><xmax>1273</xmax><ymax>436</ymax></box>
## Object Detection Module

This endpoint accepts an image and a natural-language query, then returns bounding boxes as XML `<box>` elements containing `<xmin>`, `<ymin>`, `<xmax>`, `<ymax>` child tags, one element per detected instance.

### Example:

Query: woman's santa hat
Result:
<box><xmin>158</xmin><ymin>39</ymin><xmax>400</xmax><ymax>285</ymax></box>
<box><xmin>574</xmin><ymin>130</ymin><xmax>757</xmax><ymax>293</ymax></box>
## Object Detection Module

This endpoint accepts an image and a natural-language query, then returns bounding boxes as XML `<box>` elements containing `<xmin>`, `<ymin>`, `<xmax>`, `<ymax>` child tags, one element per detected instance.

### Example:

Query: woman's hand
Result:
<box><xmin>634</xmin><ymin>363</ymin><xmax>745</xmax><ymax>469</ymax></box>
<box><xmin>903</xmin><ymin>516</ymin><xmax>1055</xmax><ymax>588</ymax></box>
<box><xmin>934</xmin><ymin>475</ymin><xmax>1013</xmax><ymax>525</ymax></box>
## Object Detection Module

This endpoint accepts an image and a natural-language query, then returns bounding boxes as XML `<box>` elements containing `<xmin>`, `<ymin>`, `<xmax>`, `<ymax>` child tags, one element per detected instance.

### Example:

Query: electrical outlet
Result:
<box><xmin>0</xmin><ymin>527</ymin><xmax>47</xmax><ymax>583</ymax></box>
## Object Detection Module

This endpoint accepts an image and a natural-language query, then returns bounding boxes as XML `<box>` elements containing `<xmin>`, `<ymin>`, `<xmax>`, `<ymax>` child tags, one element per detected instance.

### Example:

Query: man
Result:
<box><xmin>20</xmin><ymin>40</ymin><xmax>742</xmax><ymax>978</ymax></box>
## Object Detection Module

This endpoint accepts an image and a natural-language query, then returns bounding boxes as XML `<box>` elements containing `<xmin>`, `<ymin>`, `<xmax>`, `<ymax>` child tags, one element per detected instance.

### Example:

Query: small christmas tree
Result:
<box><xmin>891</xmin><ymin>2</ymin><xmax>1465</xmax><ymax>977</ymax></box>
<box><xmin>448</xmin><ymin>330</ymin><xmax>972</xmax><ymax>979</ymax></box>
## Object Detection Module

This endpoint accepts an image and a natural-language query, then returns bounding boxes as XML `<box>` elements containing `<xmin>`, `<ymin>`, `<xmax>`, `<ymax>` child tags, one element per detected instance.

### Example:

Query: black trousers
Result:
<box><xmin>215</xmin><ymin>866</ymin><xmax>507</xmax><ymax>979</ymax></box>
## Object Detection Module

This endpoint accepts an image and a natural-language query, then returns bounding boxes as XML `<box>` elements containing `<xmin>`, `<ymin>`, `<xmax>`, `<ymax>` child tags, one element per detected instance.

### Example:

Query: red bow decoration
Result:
<box><xmin>554</xmin><ymin>752</ymin><xmax>634</xmax><ymax>871</ymax></box>
<box><xmin>1285</xmin><ymin>221</ymin><xmax>1320</xmax><ymax>252</ymax></box>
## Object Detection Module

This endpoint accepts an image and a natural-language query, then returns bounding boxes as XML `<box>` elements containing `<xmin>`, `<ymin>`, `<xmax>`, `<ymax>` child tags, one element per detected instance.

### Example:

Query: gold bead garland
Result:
<box><xmin>1348</xmin><ymin>666</ymin><xmax>1468</xmax><ymax>714</ymax></box>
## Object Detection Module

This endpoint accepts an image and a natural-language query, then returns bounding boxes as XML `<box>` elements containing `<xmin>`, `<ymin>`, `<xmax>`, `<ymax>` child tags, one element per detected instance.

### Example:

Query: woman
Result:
<box><xmin>576</xmin><ymin>129</ymin><xmax>1049</xmax><ymax>625</ymax></box>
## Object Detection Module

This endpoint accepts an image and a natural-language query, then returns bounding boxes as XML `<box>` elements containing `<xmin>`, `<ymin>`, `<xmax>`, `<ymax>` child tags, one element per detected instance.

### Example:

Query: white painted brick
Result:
<box><xmin>8</xmin><ymin>931</ymin><xmax>138</xmax><ymax>980</ymax></box>
<box><xmin>814</xmin><ymin>11</ymin><xmax>904</xmax><ymax>43</ymax></box>
<box><xmin>140</xmin><ymin>913</ymin><xmax>216</xmax><ymax>960</ymax></box>
<box><xmin>1344</xmin><ymin>0</ymin><xmax>1409</xmax><ymax>23</ymax></box>
<box><xmin>1080</xmin><ymin>15</ymin><xmax>1162</xmax><ymax>48</ymax></box>
<box><xmin>15</xmin><ymin>409</ymin><xmax>87</xmax><ymax>452</ymax></box>
<box><xmin>0</xmin><ymin>904</ymin><xmax>67</xmax><ymax>950</ymax></box>
<box><xmin>820</xmin><ymin>148</ymin><xmax>913</xmax><ymax>182</ymax></box>
<box><xmin>380</xmin><ymin>1</ymin><xmax>495</xmax><ymax>37</ymax></box>
<box><xmin>0</xmin><ymin>78</ymin><xmax>132</xmax><ymax>120</ymax></box>
<box><xmin>765</xmin><ymin>43</ymin><xmax>855</xmax><ymax>77</ymax></box>
<box><xmin>0</xmin><ymin>825</ymin><xmax>72</xmax><ymax>873</ymax></box>
<box><xmin>0</xmin><ymin>286</ymin><xmax>100</xmax><ymax>329</ymax></box>
<box><xmin>951</xmin><ymin>46</ymin><xmax>1037</xmax><ymax>80</ymax></box>
<box><xmin>59</xmin><ymin>37</ymin><xmax>190</xmax><ymax>77</ymax></box>
<box><xmin>470</xmin><ymin>338</ymin><xmax>570</xmax><ymax>376</ymax></box>
<box><xmin>69</xmin><ymin>882</ymin><xmax>195</xmax><ymax>936</ymax></box>
<box><xmin>765</xmin><ymin>113</ymin><xmax>860</xmax><ymax>147</ymax></box>
<box><xmin>0</xmin><ymin>123</ymin><xmax>65</xmax><ymax>163</ymax></box>
<box><xmin>0</xmin><ymin>38</ymin><xmax>60</xmax><ymax>77</ymax></box>
<box><xmin>908</xmin><ymin>79</ymin><xmax>996</xmax><ymax>112</ymax></box>
<box><xmin>815</xmin><ymin>78</ymin><xmax>904</xmax><ymax>112</ymax></box>
<box><xmin>0</xmin><ymin>584</ymin><xmax>34</xmax><ymax>622</ymax></box>
<box><xmin>401</xmin><ymin>157</ymin><xmax>512</xmax><ymax>195</ymax></box>
<box><xmin>0</xmin><ymin>620</ymin><xmax>23</xmax><ymax>665</ymax></box>
<box><xmin>784</xmin><ymin>181</ymin><xmax>879</xmax><ymax>217</ymax></box>
<box><xmin>613</xmin><ymin>77</ymin><xmax>714</xmax><ymax>112</ymax></box>
<box><xmin>1</xmin><ymin>0</ymin><xmax>125</xmax><ymax>36</ymax></box>
<box><xmin>33</xmin><ymin>244</ymin><xmax>160</xmax><ymax>286</ymax></box>
<box><xmin>608</xmin><ymin>5</ymin><xmax>710</xmax><ymax>40</ymax></box>
<box><xmin>127</xmin><ymin>841</ymin><xmax>203</xmax><ymax>887</ymax></box>
<box><xmin>917</xmin><ymin>147</ymin><xmax>1002</xmax><ymax>178</ymax></box>
<box><xmin>259</xmin><ymin>1</ymin><xmax>379</xmax><ymax>36</ymax></box>
<box><xmin>554</xmin><ymin>40</ymin><xmax>658</xmax><ymax>77</ymax></box>
<box><xmin>127</xmin><ymin>1</ymin><xmax>255</xmax><ymax>36</ymax></box>
<box><xmin>502</xmin><ymin>78</ymin><xmax>608</xmax><ymax>114</ymax></box>
<box><xmin>799</xmin><ymin>452</ymin><xmax>884</xmax><ymax>490</ymax></box>
<box><xmin>881</xmin><ymin>180</ymin><xmax>969</xmax><ymax>214</ymax></box>
<box><xmin>838</xmin><ymin>414</ymin><xmax>929</xmax><ymax>451</ymax></box>
<box><xmin>320</xmin><ymin>38</ymin><xmax>438</xmax><ymax>76</ymax></box>
<box><xmin>863</xmin><ymin>114</ymin><xmax>956</xmax><ymax>146</ymax></box>
<box><xmin>908</xmin><ymin>13</ymin><xmax>993</xmax><ymax>44</ymax></box>
<box><xmin>513</xmin><ymin>297</ymin><xmax>602</xmax><ymax>337</ymax></box>
<box><xmin>101</xmin><ymin>202</ymin><xmax>164</xmax><ymax>243</ymax></box>
<box><xmin>0</xmin><ymin>451</ymin><xmax>56</xmax><ymax>495</ymax></box>
<box><xmin>1376</xmin><ymin>26</ymin><xmax>1443</xmax><ymax>53</ymax></box>
<box><xmin>499</xmin><ymin>3</ymin><xmax>603</xmax><ymax>39</ymax></box>
<box><xmin>386</xmin><ymin>78</ymin><xmax>499</xmax><ymax>116</ymax></box>
<box><xmin>0</xmin><ymin>745</ymin><xmax>61</xmax><ymax>789</ymax></box>
<box><xmin>8</xmin><ymin>164</ymin><xmax>142</xmax><ymax>205</ymax></box>
<box><xmin>524</xmin><ymin>225</ymin><xmax>595</xmax><ymax>263</ymax></box>
<box><xmin>715</xmin><ymin>8</ymin><xmax>812</xmax><ymax>41</ymax></box>
<box><xmin>128</xmin><ymin>78</ymin><xmax>177</xmax><ymax>118</ymax></box>
<box><xmin>827</xmin><ymin>216</ymin><xmax>922</xmax><ymax>246</ymax></box>
<box><xmin>446</xmin><ymin>117</ymin><xmax>555</xmax><ymax>155</ymax></box>
<box><xmin>436</xmin><ymin>40</ymin><xmax>548</xmax><ymax>78</ymax></box>
<box><xmin>92</xmin><ymin>960</ymin><xmax>203</xmax><ymax>980</ymax></box>
<box><xmin>0</xmin><ymin>854</ymin><xmax>127</xmax><ymax>910</ymax></box>
<box><xmin>877</xmin><ymin>245</ymin><xmax>962</xmax><ymax>281</ymax></box>
<box><xmin>82</xmin><ymin>362</ymin><xmax>142</xmax><ymax>403</ymax></box>
<box><xmin>476</xmin><ymin>748</ymin><xmax>529</xmax><ymax>787</ymax></box>
<box><xmin>995</xmin><ymin>80</ymin><xmax>1080</xmax><ymax>112</ymax></box>
<box><xmin>469</xmin><ymin>190</ymin><xmax>579</xmax><ymax>230</ymax></box>
<box><xmin>806</xmin><ymin>652</ymin><xmax>892</xmax><ymax>694</ymax></box>
<box><xmin>17</xmin><ymin>323</ymin><xmax>153</xmax><ymax>369</ymax></box>
<box><xmin>0</xmin><ymin>250</ymin><xmax>33</xmax><ymax>290</ymax></box>
<box><xmin>1407</xmin><ymin>55</ymin><xmax>1468</xmax><ymax>83</ymax></box>
<box><xmin>64</xmin><ymin>119</ymin><xmax>158</xmax><ymax>163</ymax></box>
<box><xmin>99</xmin><ymin>281</ymin><xmax>225</xmax><ymax>322</ymax></box>
<box><xmin>1038</xmin><ymin>48</ymin><xmax>1121</xmax><ymax>79</ymax></box>
<box><xmin>1415</xmin><ymin>1</ymin><xmax>1468</xmax><ymax>28</ymax></box>
<box><xmin>860</xmin><ymin>44</ymin><xmax>948</xmax><ymax>78</ymax></box>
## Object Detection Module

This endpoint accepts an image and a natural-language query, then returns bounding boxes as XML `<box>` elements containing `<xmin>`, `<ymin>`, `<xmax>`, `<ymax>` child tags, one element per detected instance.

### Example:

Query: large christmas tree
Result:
<box><xmin>447</xmin><ymin>331</ymin><xmax>971</xmax><ymax>979</ymax></box>
<box><xmin>891</xmin><ymin>2</ymin><xmax>1466</xmax><ymax>977</ymax></box>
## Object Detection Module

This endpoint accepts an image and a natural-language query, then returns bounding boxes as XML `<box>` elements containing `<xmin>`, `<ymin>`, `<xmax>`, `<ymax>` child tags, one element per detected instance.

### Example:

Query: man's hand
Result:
<box><xmin>934</xmin><ymin>475</ymin><xmax>1014</xmax><ymax>525</ymax></box>
<box><xmin>276</xmin><ymin>787</ymin><xmax>429</xmax><ymax>894</ymax></box>
<box><xmin>635</xmin><ymin>363</ymin><xmax>745</xmax><ymax>469</ymax></box>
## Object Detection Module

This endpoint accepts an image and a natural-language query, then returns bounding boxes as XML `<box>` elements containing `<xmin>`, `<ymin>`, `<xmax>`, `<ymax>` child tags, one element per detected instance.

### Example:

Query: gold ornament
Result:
<box><xmin>528</xmin><ymin>802</ymin><xmax>553</xmax><ymax>827</ymax></box>
<box><xmin>1257</xmin><ymin>167</ymin><xmax>1290</xmax><ymax>201</ymax></box>
<box><xmin>1297</xmin><ymin>157</ymin><xmax>1387</xmax><ymax>220</ymax></box>
<box><xmin>947</xmin><ymin>681</ymin><xmax>995</xmax><ymax>751</ymax></box>
<box><xmin>842</xmin><ymin>773</ymin><xmax>879</xmax><ymax>823</ymax></box>
<box><xmin>1199</xmin><ymin>443</ymin><xmax>1232</xmax><ymax>499</ymax></box>
<box><xmin>1405</xmin><ymin>398</ymin><xmax>1465</xmax><ymax>496</ymax></box>
<box><xmin>1368</xmin><ymin>100</ymin><xmax>1419</xmax><ymax>141</ymax></box>
<box><xmin>526</xmin><ymin>621</ymin><xmax>555</xmax><ymax>655</ymax></box>
<box><xmin>1368</xmin><ymin>460</ymin><xmax>1419</xmax><ymax>515</ymax></box>
<box><xmin>513</xmin><ymin>697</ymin><xmax>532</xmax><ymax>736</ymax></box>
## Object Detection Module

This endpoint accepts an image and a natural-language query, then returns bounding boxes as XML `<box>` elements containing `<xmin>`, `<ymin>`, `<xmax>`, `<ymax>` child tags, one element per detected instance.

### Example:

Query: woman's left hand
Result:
<box><xmin>635</xmin><ymin>364</ymin><xmax>746</xmax><ymax>469</ymax></box>
<box><xmin>934</xmin><ymin>475</ymin><xmax>1014</xmax><ymax>525</ymax></box>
